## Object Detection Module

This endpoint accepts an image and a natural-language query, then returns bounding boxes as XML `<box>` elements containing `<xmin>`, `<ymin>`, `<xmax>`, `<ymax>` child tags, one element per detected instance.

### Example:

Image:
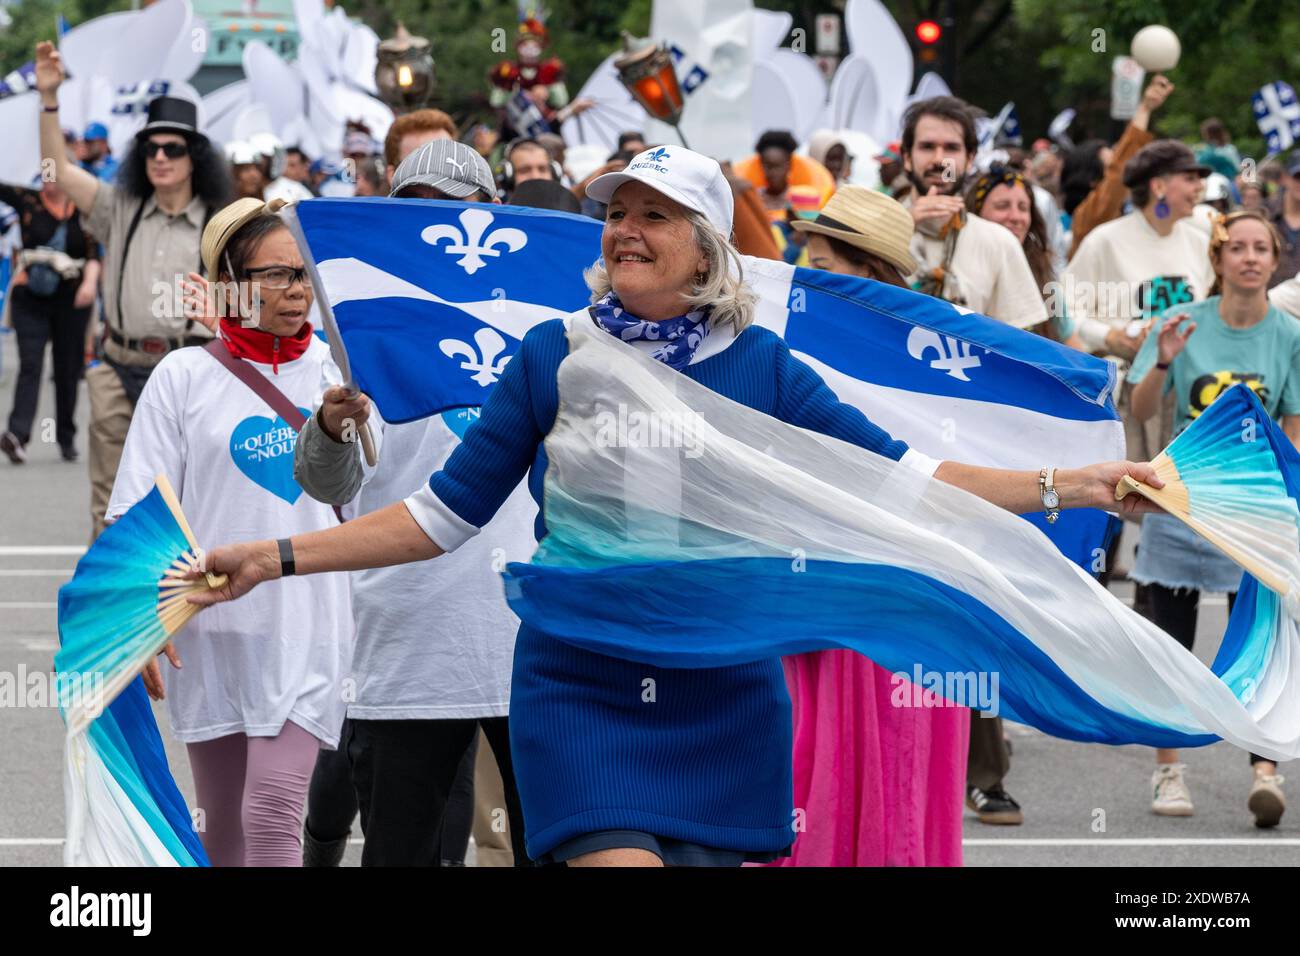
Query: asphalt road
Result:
<box><xmin>0</xmin><ymin>357</ymin><xmax>1295</xmax><ymax>867</ymax></box>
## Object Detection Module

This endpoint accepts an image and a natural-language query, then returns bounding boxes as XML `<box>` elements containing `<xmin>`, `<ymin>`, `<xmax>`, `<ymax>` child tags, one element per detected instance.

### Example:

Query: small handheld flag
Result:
<box><xmin>1253</xmin><ymin>81</ymin><xmax>1300</xmax><ymax>156</ymax></box>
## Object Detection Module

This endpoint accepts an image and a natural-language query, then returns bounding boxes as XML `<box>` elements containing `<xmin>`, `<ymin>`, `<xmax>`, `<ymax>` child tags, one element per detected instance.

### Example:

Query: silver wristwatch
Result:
<box><xmin>1039</xmin><ymin>466</ymin><xmax>1060</xmax><ymax>524</ymax></box>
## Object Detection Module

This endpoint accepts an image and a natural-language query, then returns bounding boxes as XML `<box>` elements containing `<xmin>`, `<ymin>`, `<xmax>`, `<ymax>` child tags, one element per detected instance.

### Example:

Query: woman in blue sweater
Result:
<box><xmin>191</xmin><ymin>147</ymin><xmax>1161</xmax><ymax>866</ymax></box>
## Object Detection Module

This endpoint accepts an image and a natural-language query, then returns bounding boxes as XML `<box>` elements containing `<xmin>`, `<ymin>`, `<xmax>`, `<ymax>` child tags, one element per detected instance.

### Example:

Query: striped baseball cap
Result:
<box><xmin>389</xmin><ymin>139</ymin><xmax>496</xmax><ymax>199</ymax></box>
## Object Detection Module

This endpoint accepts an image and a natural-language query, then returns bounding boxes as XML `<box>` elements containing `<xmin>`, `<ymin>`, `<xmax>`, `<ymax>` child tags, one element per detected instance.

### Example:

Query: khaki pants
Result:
<box><xmin>470</xmin><ymin>728</ymin><xmax>514</xmax><ymax>867</ymax></box>
<box><xmin>86</xmin><ymin>362</ymin><xmax>134</xmax><ymax>541</ymax></box>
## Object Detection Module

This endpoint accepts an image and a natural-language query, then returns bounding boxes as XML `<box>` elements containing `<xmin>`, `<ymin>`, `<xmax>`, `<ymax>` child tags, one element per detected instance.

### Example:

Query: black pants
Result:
<box><xmin>1141</xmin><ymin>584</ymin><xmax>1266</xmax><ymax>764</ymax></box>
<box><xmin>304</xmin><ymin>718</ymin><xmax>481</xmax><ymax>864</ymax></box>
<box><xmin>346</xmin><ymin>716</ymin><xmax>530</xmax><ymax>866</ymax></box>
<box><xmin>967</xmin><ymin>712</ymin><xmax>1010</xmax><ymax>791</ymax></box>
<box><xmin>7</xmin><ymin>286</ymin><xmax>89</xmax><ymax>449</ymax></box>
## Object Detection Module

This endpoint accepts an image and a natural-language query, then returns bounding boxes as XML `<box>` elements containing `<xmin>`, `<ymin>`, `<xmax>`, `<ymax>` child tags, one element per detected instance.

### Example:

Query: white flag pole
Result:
<box><xmin>281</xmin><ymin>201</ymin><xmax>378</xmax><ymax>466</ymax></box>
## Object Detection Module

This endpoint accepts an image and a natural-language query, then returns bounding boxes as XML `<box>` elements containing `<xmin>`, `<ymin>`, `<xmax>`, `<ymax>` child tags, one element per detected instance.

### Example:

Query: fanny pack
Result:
<box><xmin>25</xmin><ymin>221</ymin><xmax>70</xmax><ymax>298</ymax></box>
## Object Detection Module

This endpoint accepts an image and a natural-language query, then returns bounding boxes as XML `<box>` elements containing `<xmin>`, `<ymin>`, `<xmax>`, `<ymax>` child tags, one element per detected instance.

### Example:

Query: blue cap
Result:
<box><xmin>83</xmin><ymin>122</ymin><xmax>109</xmax><ymax>141</ymax></box>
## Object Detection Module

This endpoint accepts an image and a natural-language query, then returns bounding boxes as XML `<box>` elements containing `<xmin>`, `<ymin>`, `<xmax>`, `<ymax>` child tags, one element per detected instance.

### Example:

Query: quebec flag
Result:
<box><xmin>288</xmin><ymin>198</ymin><xmax>1122</xmax><ymax>568</ymax></box>
<box><xmin>745</xmin><ymin>258</ymin><xmax>1123</xmax><ymax>569</ymax></box>
<box><xmin>287</xmin><ymin>197</ymin><xmax>602</xmax><ymax>423</ymax></box>
<box><xmin>1253</xmin><ymin>80</ymin><xmax>1300</xmax><ymax>155</ymax></box>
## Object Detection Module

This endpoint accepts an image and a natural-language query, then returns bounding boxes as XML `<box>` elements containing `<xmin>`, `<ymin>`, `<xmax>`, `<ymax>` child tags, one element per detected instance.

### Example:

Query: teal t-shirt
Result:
<box><xmin>1129</xmin><ymin>296</ymin><xmax>1300</xmax><ymax>436</ymax></box>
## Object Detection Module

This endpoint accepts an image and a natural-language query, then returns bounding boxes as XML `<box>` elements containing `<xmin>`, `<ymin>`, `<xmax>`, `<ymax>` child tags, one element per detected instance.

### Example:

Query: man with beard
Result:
<box><xmin>897</xmin><ymin>97</ymin><xmax>1045</xmax><ymax>828</ymax></box>
<box><xmin>900</xmin><ymin>96</ymin><xmax>1047</xmax><ymax>331</ymax></box>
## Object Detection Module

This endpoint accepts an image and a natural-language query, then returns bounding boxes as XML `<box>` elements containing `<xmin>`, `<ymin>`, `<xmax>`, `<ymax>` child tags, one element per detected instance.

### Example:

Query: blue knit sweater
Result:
<box><xmin>422</xmin><ymin>314</ymin><xmax>910</xmax><ymax>858</ymax></box>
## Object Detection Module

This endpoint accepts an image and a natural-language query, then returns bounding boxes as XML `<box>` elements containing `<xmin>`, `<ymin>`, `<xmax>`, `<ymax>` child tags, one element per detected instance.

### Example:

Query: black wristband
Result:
<box><xmin>42</xmin><ymin>103</ymin><xmax>59</xmax><ymax>113</ymax></box>
<box><xmin>276</xmin><ymin>538</ymin><xmax>296</xmax><ymax>577</ymax></box>
<box><xmin>1155</xmin><ymin>361</ymin><xmax>1171</xmax><ymax>371</ymax></box>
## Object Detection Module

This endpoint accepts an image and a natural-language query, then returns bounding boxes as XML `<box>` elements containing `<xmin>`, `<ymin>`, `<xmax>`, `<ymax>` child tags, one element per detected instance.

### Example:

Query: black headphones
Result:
<box><xmin>497</xmin><ymin>137</ymin><xmax>564</xmax><ymax>193</ymax></box>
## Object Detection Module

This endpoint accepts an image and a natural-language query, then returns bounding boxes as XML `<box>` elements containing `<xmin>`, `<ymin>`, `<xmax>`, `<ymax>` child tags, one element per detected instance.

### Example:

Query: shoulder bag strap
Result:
<box><xmin>204</xmin><ymin>339</ymin><xmax>344</xmax><ymax>522</ymax></box>
<box><xmin>113</xmin><ymin>198</ymin><xmax>147</xmax><ymax>333</ymax></box>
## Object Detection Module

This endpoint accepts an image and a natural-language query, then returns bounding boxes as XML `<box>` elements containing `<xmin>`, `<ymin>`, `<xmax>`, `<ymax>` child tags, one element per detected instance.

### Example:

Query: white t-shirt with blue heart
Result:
<box><xmin>106</xmin><ymin>337</ymin><xmax>353</xmax><ymax>747</ymax></box>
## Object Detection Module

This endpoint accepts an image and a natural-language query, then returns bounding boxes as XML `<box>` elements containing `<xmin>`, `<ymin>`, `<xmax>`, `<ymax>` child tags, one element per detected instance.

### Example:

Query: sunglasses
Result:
<box><xmin>144</xmin><ymin>140</ymin><xmax>189</xmax><ymax>160</ymax></box>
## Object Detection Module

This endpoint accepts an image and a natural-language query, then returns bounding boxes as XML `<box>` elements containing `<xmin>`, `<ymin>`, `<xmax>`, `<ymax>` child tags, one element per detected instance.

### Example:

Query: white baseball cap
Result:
<box><xmin>586</xmin><ymin>146</ymin><xmax>734</xmax><ymax>238</ymax></box>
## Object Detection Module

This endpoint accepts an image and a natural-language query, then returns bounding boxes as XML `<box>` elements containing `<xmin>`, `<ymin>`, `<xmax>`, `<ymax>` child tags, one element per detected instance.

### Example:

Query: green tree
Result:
<box><xmin>349</xmin><ymin>0</ymin><xmax>655</xmax><ymax>130</ymax></box>
<box><xmin>0</xmin><ymin>0</ymin><xmax>133</xmax><ymax>76</ymax></box>
<box><xmin>1012</xmin><ymin>0</ymin><xmax>1300</xmax><ymax>157</ymax></box>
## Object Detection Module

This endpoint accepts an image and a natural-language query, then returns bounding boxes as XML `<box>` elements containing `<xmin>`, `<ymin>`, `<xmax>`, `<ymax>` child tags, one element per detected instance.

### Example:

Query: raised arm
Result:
<box><xmin>35</xmin><ymin>42</ymin><xmax>100</xmax><ymax>213</ymax></box>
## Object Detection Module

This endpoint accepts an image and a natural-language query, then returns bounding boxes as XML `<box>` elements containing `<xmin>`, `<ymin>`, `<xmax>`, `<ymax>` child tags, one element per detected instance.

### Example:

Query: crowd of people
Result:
<box><xmin>5</xmin><ymin>31</ymin><xmax>1300</xmax><ymax>867</ymax></box>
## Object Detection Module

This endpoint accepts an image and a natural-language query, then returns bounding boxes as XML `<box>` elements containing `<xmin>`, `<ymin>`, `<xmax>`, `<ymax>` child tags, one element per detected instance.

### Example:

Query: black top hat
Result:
<box><xmin>136</xmin><ymin>96</ymin><xmax>206</xmax><ymax>143</ymax></box>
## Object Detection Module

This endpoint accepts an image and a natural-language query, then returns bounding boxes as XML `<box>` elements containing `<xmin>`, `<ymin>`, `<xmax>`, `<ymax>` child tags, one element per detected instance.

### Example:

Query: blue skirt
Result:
<box><xmin>1131</xmin><ymin>513</ymin><xmax>1244</xmax><ymax>594</ymax></box>
<box><xmin>507</xmin><ymin>623</ymin><xmax>796</xmax><ymax>861</ymax></box>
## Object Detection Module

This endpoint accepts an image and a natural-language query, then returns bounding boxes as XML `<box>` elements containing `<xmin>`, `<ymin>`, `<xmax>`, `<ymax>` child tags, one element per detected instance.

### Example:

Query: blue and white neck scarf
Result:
<box><xmin>590</xmin><ymin>291</ymin><xmax>710</xmax><ymax>371</ymax></box>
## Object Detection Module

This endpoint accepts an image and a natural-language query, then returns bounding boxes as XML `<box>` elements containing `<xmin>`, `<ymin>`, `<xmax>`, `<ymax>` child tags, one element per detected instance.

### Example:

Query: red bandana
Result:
<box><xmin>218</xmin><ymin>318</ymin><xmax>313</xmax><ymax>374</ymax></box>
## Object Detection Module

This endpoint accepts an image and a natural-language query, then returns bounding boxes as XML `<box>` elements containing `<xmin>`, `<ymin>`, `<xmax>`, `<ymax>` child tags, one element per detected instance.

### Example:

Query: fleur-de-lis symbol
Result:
<box><xmin>646</xmin><ymin>147</ymin><xmax>670</xmax><ymax>162</ymax></box>
<box><xmin>421</xmin><ymin>208</ymin><xmax>528</xmax><ymax>276</ymax></box>
<box><xmin>906</xmin><ymin>326</ymin><xmax>983</xmax><ymax>382</ymax></box>
<box><xmin>440</xmin><ymin>327</ymin><xmax>512</xmax><ymax>386</ymax></box>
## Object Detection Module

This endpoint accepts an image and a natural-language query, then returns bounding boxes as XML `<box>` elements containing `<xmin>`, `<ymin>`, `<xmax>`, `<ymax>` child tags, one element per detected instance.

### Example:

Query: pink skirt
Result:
<box><xmin>769</xmin><ymin>649</ymin><xmax>969</xmax><ymax>867</ymax></box>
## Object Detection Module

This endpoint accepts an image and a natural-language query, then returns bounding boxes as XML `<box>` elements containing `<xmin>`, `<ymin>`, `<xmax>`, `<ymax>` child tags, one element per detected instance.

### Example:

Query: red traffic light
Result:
<box><xmin>916</xmin><ymin>20</ymin><xmax>942</xmax><ymax>44</ymax></box>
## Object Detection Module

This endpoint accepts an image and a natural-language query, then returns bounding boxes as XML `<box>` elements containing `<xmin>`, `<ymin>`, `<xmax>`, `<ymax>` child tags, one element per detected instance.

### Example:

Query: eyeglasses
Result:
<box><xmin>144</xmin><ymin>141</ymin><xmax>189</xmax><ymax>160</ymax></box>
<box><xmin>245</xmin><ymin>265</ymin><xmax>308</xmax><ymax>289</ymax></box>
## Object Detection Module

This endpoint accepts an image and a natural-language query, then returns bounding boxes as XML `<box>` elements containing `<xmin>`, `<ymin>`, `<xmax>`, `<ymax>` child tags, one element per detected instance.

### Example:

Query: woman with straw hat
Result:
<box><xmin>780</xmin><ymin>187</ymin><xmax>968</xmax><ymax>865</ymax></box>
<box><xmin>792</xmin><ymin>184</ymin><xmax>918</xmax><ymax>286</ymax></box>
<box><xmin>109</xmin><ymin>198</ymin><xmax>352</xmax><ymax>866</ymax></box>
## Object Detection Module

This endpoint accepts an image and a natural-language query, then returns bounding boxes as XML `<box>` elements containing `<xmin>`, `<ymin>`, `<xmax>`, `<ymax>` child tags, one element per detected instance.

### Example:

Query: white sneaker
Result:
<box><xmin>1152</xmin><ymin>764</ymin><xmax>1194</xmax><ymax>816</ymax></box>
<box><xmin>1248</xmin><ymin>773</ymin><xmax>1286</xmax><ymax>828</ymax></box>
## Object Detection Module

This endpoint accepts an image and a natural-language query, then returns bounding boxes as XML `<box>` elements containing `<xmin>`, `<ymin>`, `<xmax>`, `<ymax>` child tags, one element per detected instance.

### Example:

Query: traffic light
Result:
<box><xmin>915</xmin><ymin>20</ymin><xmax>942</xmax><ymax>63</ymax></box>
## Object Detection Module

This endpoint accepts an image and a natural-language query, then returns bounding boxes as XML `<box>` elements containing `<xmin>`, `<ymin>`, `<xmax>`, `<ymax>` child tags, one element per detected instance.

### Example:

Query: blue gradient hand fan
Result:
<box><xmin>1116</xmin><ymin>384</ymin><xmax>1300</xmax><ymax>613</ymax></box>
<box><xmin>56</xmin><ymin>475</ymin><xmax>222</xmax><ymax>865</ymax></box>
<box><xmin>55</xmin><ymin>475</ymin><xmax>226</xmax><ymax>735</ymax></box>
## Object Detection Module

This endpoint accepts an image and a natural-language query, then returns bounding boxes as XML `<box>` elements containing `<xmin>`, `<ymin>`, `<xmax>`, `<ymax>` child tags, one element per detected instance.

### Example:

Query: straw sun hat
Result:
<box><xmin>201</xmin><ymin>197</ymin><xmax>289</xmax><ymax>279</ymax></box>
<box><xmin>791</xmin><ymin>185</ymin><xmax>917</xmax><ymax>276</ymax></box>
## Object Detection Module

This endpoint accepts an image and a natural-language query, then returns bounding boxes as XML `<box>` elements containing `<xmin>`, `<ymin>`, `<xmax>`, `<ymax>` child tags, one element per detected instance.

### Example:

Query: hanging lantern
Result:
<box><xmin>614</xmin><ymin>31</ymin><xmax>689</xmax><ymax>147</ymax></box>
<box><xmin>375</xmin><ymin>23</ymin><xmax>435</xmax><ymax>112</ymax></box>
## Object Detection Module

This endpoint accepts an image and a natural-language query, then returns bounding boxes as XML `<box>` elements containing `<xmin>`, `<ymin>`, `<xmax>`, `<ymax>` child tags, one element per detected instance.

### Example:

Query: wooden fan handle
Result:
<box><xmin>1114</xmin><ymin>475</ymin><xmax>1144</xmax><ymax>500</ymax></box>
<box><xmin>154</xmin><ymin>473</ymin><xmax>224</xmax><ymax>590</ymax></box>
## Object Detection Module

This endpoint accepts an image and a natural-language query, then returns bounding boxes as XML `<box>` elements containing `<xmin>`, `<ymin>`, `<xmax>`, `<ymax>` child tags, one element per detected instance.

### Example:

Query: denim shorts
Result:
<box><xmin>1131</xmin><ymin>513</ymin><xmax>1243</xmax><ymax>593</ymax></box>
<box><xmin>543</xmin><ymin>829</ymin><xmax>790</xmax><ymax>867</ymax></box>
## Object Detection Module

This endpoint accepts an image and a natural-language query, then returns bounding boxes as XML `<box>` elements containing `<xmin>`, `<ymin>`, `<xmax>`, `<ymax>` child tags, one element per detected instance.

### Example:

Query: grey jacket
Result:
<box><xmin>294</xmin><ymin>411</ymin><xmax>366</xmax><ymax>506</ymax></box>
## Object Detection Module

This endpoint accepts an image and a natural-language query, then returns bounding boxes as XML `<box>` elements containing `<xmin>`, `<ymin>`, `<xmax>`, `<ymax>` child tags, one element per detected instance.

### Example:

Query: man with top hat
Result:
<box><xmin>33</xmin><ymin>40</ymin><xmax>231</xmax><ymax>539</ymax></box>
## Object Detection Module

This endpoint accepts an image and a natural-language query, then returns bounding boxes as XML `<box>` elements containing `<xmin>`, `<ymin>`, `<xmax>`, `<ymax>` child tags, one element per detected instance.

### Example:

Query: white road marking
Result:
<box><xmin>0</xmin><ymin>547</ymin><xmax>85</xmax><ymax>556</ymax></box>
<box><xmin>0</xmin><ymin>838</ymin><xmax>369</xmax><ymax>846</ymax></box>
